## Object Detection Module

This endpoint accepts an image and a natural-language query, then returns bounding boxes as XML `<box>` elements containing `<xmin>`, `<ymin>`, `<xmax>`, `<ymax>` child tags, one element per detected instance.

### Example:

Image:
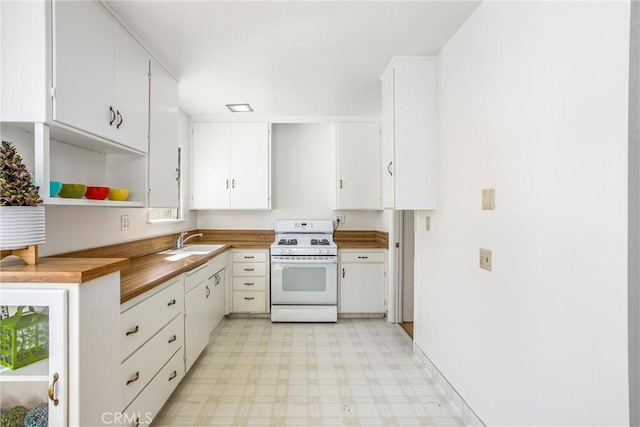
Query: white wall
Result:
<box><xmin>415</xmin><ymin>2</ymin><xmax>630</xmax><ymax>425</ymax></box>
<box><xmin>0</xmin><ymin>111</ymin><xmax>197</xmax><ymax>256</ymax></box>
<box><xmin>197</xmin><ymin>123</ymin><xmax>381</xmax><ymax>230</ymax></box>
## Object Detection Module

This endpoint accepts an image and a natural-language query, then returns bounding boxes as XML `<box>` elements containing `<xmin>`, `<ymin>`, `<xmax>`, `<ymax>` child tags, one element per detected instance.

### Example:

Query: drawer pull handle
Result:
<box><xmin>169</xmin><ymin>371</ymin><xmax>178</xmax><ymax>381</ymax></box>
<box><xmin>244</xmin><ymin>268</ymin><xmax>254</xmax><ymax>272</ymax></box>
<box><xmin>134</xmin><ymin>418</ymin><xmax>140</xmax><ymax>427</ymax></box>
<box><xmin>244</xmin><ymin>297</ymin><xmax>255</xmax><ymax>300</ymax></box>
<box><xmin>342</xmin><ymin>268</ymin><xmax>345</xmax><ymax>278</ymax></box>
<box><xmin>358</xmin><ymin>256</ymin><xmax>369</xmax><ymax>259</ymax></box>
<box><xmin>167</xmin><ymin>299</ymin><xmax>177</xmax><ymax>306</ymax></box>
<box><xmin>168</xmin><ymin>335</ymin><xmax>177</xmax><ymax>344</ymax></box>
<box><xmin>244</xmin><ymin>282</ymin><xmax>255</xmax><ymax>286</ymax></box>
<box><xmin>206</xmin><ymin>285</ymin><xmax>210</xmax><ymax>298</ymax></box>
<box><xmin>48</xmin><ymin>372</ymin><xmax>60</xmax><ymax>406</ymax></box>
<box><xmin>109</xmin><ymin>106</ymin><xmax>116</xmax><ymax>126</ymax></box>
<box><xmin>125</xmin><ymin>325</ymin><xmax>139</xmax><ymax>336</ymax></box>
<box><xmin>244</xmin><ymin>256</ymin><xmax>255</xmax><ymax>259</ymax></box>
<box><xmin>126</xmin><ymin>371</ymin><xmax>140</xmax><ymax>385</ymax></box>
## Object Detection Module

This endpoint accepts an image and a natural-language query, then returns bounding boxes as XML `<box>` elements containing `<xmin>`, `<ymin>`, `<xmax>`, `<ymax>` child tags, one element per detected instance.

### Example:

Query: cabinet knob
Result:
<box><xmin>126</xmin><ymin>371</ymin><xmax>140</xmax><ymax>385</ymax></box>
<box><xmin>48</xmin><ymin>372</ymin><xmax>60</xmax><ymax>406</ymax></box>
<box><xmin>125</xmin><ymin>325</ymin><xmax>139</xmax><ymax>336</ymax></box>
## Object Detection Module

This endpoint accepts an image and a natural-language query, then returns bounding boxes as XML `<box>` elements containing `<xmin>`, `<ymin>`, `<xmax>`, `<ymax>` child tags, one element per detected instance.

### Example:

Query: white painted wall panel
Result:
<box><xmin>415</xmin><ymin>2</ymin><xmax>631</xmax><ymax>425</ymax></box>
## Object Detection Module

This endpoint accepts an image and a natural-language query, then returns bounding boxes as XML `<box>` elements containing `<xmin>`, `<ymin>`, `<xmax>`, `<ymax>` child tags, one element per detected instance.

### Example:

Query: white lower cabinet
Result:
<box><xmin>184</xmin><ymin>263</ymin><xmax>210</xmax><ymax>372</ymax></box>
<box><xmin>120</xmin><ymin>276</ymin><xmax>184</xmax><ymax>424</ymax></box>
<box><xmin>206</xmin><ymin>252</ymin><xmax>228</xmax><ymax>333</ymax></box>
<box><xmin>0</xmin><ymin>273</ymin><xmax>121</xmax><ymax>426</ymax></box>
<box><xmin>339</xmin><ymin>250</ymin><xmax>387</xmax><ymax>314</ymax></box>
<box><xmin>230</xmin><ymin>250</ymin><xmax>270</xmax><ymax>313</ymax></box>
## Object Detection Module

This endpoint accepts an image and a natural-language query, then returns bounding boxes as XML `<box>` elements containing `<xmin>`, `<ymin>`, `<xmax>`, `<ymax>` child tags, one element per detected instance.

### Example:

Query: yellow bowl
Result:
<box><xmin>107</xmin><ymin>188</ymin><xmax>129</xmax><ymax>201</ymax></box>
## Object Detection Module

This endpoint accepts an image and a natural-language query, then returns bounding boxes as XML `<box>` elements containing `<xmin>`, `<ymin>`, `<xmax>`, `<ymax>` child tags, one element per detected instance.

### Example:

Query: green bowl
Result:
<box><xmin>59</xmin><ymin>183</ymin><xmax>87</xmax><ymax>198</ymax></box>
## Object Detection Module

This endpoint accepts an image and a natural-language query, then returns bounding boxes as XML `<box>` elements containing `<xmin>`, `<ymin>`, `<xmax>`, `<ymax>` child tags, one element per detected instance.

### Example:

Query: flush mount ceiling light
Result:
<box><xmin>225</xmin><ymin>103</ymin><xmax>253</xmax><ymax>113</ymax></box>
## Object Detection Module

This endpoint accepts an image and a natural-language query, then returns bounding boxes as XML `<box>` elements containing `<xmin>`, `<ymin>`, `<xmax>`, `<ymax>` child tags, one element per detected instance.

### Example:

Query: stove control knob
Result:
<box><xmin>281</xmin><ymin>249</ymin><xmax>290</xmax><ymax>255</ymax></box>
<box><xmin>321</xmin><ymin>249</ymin><xmax>328</xmax><ymax>255</ymax></box>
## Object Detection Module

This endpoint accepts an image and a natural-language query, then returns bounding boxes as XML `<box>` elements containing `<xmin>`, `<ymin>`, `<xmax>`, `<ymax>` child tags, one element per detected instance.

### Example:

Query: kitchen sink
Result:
<box><xmin>160</xmin><ymin>244</ymin><xmax>227</xmax><ymax>255</ymax></box>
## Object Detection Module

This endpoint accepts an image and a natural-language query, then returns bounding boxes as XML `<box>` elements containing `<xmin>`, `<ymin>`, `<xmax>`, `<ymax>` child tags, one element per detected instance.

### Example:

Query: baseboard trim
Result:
<box><xmin>413</xmin><ymin>342</ymin><xmax>485</xmax><ymax>426</ymax></box>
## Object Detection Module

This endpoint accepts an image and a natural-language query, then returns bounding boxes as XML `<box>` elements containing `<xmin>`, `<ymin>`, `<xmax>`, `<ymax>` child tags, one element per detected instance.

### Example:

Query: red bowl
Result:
<box><xmin>85</xmin><ymin>186</ymin><xmax>110</xmax><ymax>200</ymax></box>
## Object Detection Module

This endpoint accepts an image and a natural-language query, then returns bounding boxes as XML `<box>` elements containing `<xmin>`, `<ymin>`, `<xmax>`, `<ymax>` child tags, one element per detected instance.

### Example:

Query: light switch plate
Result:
<box><xmin>482</xmin><ymin>189</ymin><xmax>495</xmax><ymax>210</ymax></box>
<box><xmin>121</xmin><ymin>215</ymin><xmax>130</xmax><ymax>231</ymax></box>
<box><xmin>425</xmin><ymin>216</ymin><xmax>431</xmax><ymax>231</ymax></box>
<box><xmin>479</xmin><ymin>248</ymin><xmax>492</xmax><ymax>271</ymax></box>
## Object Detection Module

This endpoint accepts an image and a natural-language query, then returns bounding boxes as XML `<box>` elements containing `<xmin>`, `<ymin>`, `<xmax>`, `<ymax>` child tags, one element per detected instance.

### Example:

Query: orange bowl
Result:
<box><xmin>85</xmin><ymin>186</ymin><xmax>110</xmax><ymax>200</ymax></box>
<box><xmin>108</xmin><ymin>188</ymin><xmax>129</xmax><ymax>201</ymax></box>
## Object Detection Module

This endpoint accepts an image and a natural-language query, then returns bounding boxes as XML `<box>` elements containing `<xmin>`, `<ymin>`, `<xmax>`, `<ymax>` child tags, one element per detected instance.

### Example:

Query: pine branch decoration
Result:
<box><xmin>0</xmin><ymin>140</ymin><xmax>42</xmax><ymax>206</ymax></box>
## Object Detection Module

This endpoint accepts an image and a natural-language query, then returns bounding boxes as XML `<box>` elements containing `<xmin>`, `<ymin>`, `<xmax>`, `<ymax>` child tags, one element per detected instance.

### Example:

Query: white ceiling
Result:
<box><xmin>106</xmin><ymin>1</ymin><xmax>481</xmax><ymax>118</ymax></box>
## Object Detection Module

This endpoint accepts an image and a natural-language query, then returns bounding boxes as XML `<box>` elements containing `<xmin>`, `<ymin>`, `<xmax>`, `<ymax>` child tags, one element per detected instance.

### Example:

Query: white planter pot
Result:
<box><xmin>0</xmin><ymin>206</ymin><xmax>46</xmax><ymax>250</ymax></box>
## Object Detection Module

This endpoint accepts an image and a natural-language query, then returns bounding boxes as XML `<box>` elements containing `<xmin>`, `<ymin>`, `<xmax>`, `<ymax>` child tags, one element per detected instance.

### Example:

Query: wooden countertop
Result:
<box><xmin>2</xmin><ymin>229</ymin><xmax>387</xmax><ymax>303</ymax></box>
<box><xmin>0</xmin><ymin>257</ymin><xmax>129</xmax><ymax>284</ymax></box>
<box><xmin>119</xmin><ymin>245</ymin><xmax>230</xmax><ymax>303</ymax></box>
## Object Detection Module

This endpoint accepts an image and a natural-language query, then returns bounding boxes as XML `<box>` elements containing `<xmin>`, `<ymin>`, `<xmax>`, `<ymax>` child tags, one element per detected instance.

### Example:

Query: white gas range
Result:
<box><xmin>270</xmin><ymin>220</ymin><xmax>338</xmax><ymax>322</ymax></box>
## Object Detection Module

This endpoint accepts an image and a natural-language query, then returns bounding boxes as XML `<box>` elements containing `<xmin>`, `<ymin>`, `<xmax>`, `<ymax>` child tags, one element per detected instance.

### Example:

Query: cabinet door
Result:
<box><xmin>53</xmin><ymin>0</ymin><xmax>114</xmax><ymax>139</ymax></box>
<box><xmin>113</xmin><ymin>26</ymin><xmax>149</xmax><ymax>153</ymax></box>
<box><xmin>339</xmin><ymin>263</ymin><xmax>386</xmax><ymax>313</ymax></box>
<box><xmin>229</xmin><ymin>122</ymin><xmax>270</xmax><ymax>209</ymax></box>
<box><xmin>184</xmin><ymin>281</ymin><xmax>209</xmax><ymax>372</ymax></box>
<box><xmin>337</xmin><ymin>122</ymin><xmax>381</xmax><ymax>209</ymax></box>
<box><xmin>381</xmin><ymin>69</ymin><xmax>395</xmax><ymax>209</ymax></box>
<box><xmin>148</xmin><ymin>61</ymin><xmax>179</xmax><ymax>208</ymax></box>
<box><xmin>191</xmin><ymin>122</ymin><xmax>231</xmax><ymax>209</ymax></box>
<box><xmin>209</xmin><ymin>269</ymin><xmax>226</xmax><ymax>333</ymax></box>
<box><xmin>0</xmin><ymin>289</ymin><xmax>68</xmax><ymax>426</ymax></box>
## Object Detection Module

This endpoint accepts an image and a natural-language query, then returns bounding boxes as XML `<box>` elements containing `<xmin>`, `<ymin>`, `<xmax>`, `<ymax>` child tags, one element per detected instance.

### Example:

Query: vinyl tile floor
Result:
<box><xmin>153</xmin><ymin>317</ymin><xmax>463</xmax><ymax>426</ymax></box>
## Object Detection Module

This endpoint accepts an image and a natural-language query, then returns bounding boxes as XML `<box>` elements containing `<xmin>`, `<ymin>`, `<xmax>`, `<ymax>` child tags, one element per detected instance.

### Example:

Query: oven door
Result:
<box><xmin>271</xmin><ymin>260</ymin><xmax>337</xmax><ymax>305</ymax></box>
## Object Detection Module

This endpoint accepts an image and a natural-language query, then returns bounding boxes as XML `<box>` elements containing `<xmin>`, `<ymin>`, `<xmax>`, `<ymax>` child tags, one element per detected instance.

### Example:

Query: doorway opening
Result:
<box><xmin>397</xmin><ymin>210</ymin><xmax>415</xmax><ymax>339</ymax></box>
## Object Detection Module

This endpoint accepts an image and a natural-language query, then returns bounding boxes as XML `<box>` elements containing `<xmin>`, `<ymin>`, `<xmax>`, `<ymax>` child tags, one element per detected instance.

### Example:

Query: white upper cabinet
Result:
<box><xmin>381</xmin><ymin>57</ymin><xmax>437</xmax><ymax>210</ymax></box>
<box><xmin>336</xmin><ymin>122</ymin><xmax>381</xmax><ymax>210</ymax></box>
<box><xmin>191</xmin><ymin>122</ymin><xmax>271</xmax><ymax>210</ymax></box>
<box><xmin>53</xmin><ymin>0</ymin><xmax>149</xmax><ymax>153</ymax></box>
<box><xmin>148</xmin><ymin>61</ymin><xmax>180</xmax><ymax>208</ymax></box>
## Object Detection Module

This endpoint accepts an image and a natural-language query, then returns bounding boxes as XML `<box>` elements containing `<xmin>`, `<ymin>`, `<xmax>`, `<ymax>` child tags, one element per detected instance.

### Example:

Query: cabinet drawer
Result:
<box><xmin>340</xmin><ymin>252</ymin><xmax>386</xmax><ymax>263</ymax></box>
<box><xmin>121</xmin><ymin>348</ymin><xmax>184</xmax><ymax>426</ymax></box>
<box><xmin>120</xmin><ymin>277</ymin><xmax>183</xmax><ymax>361</ymax></box>
<box><xmin>232</xmin><ymin>292</ymin><xmax>266</xmax><ymax>313</ymax></box>
<box><xmin>185</xmin><ymin>263</ymin><xmax>209</xmax><ymax>293</ymax></box>
<box><xmin>232</xmin><ymin>262</ymin><xmax>266</xmax><ymax>276</ymax></box>
<box><xmin>232</xmin><ymin>252</ymin><xmax>267</xmax><ymax>262</ymax></box>
<box><xmin>232</xmin><ymin>277</ymin><xmax>266</xmax><ymax>291</ymax></box>
<box><xmin>120</xmin><ymin>314</ymin><xmax>183</xmax><ymax>411</ymax></box>
<box><xmin>208</xmin><ymin>251</ymin><xmax>229</xmax><ymax>276</ymax></box>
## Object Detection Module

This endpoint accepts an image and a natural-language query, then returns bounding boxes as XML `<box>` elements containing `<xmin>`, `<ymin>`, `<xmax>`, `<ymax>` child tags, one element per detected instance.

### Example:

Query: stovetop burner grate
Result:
<box><xmin>311</xmin><ymin>239</ymin><xmax>330</xmax><ymax>246</ymax></box>
<box><xmin>278</xmin><ymin>238</ymin><xmax>298</xmax><ymax>246</ymax></box>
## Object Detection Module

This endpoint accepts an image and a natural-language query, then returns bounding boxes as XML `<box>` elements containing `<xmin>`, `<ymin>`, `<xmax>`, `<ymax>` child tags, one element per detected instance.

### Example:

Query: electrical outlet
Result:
<box><xmin>482</xmin><ymin>188</ymin><xmax>496</xmax><ymax>210</ymax></box>
<box><xmin>335</xmin><ymin>214</ymin><xmax>345</xmax><ymax>225</ymax></box>
<box><xmin>425</xmin><ymin>216</ymin><xmax>431</xmax><ymax>231</ymax></box>
<box><xmin>479</xmin><ymin>248</ymin><xmax>492</xmax><ymax>271</ymax></box>
<box><xmin>121</xmin><ymin>215</ymin><xmax>130</xmax><ymax>231</ymax></box>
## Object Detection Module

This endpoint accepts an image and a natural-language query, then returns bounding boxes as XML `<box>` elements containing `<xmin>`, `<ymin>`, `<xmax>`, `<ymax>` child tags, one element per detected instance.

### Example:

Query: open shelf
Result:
<box><xmin>0</xmin><ymin>359</ymin><xmax>49</xmax><ymax>382</ymax></box>
<box><xmin>44</xmin><ymin>198</ymin><xmax>144</xmax><ymax>208</ymax></box>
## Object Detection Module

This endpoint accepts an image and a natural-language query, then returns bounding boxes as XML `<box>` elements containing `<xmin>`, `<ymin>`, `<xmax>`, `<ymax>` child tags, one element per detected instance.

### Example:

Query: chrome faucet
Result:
<box><xmin>176</xmin><ymin>232</ymin><xmax>203</xmax><ymax>249</ymax></box>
